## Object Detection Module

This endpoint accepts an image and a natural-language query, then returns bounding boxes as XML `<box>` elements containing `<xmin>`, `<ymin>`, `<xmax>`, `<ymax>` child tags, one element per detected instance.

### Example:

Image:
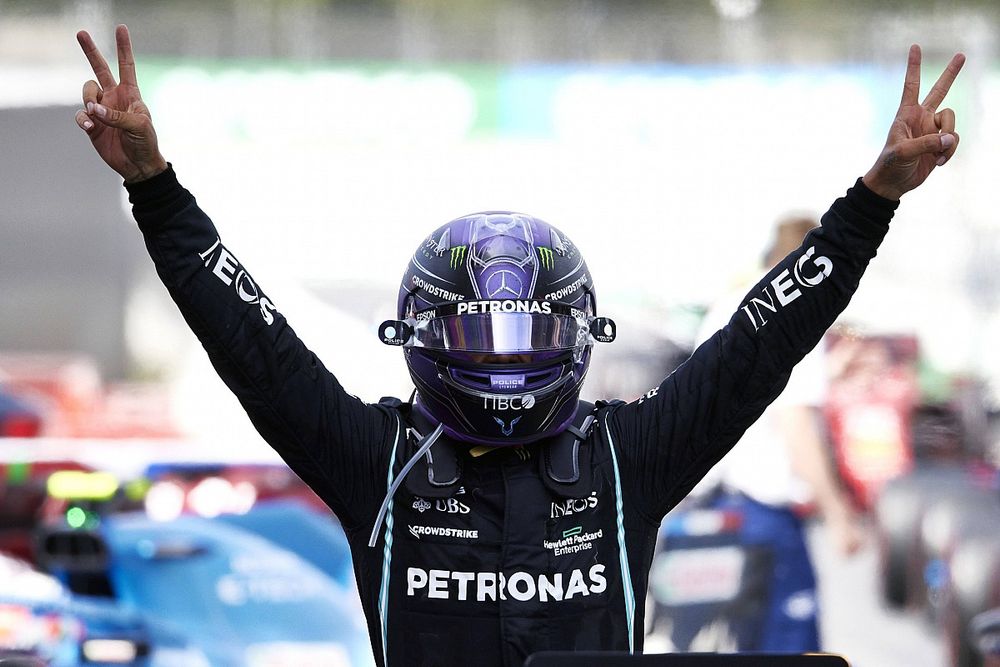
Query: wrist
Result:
<box><xmin>125</xmin><ymin>154</ymin><xmax>169</xmax><ymax>184</ymax></box>
<box><xmin>861</xmin><ymin>170</ymin><xmax>903</xmax><ymax>202</ymax></box>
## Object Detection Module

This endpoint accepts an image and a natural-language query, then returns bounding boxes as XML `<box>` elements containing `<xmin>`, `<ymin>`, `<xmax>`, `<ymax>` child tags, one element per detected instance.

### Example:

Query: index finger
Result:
<box><xmin>899</xmin><ymin>44</ymin><xmax>921</xmax><ymax>106</ymax></box>
<box><xmin>76</xmin><ymin>30</ymin><xmax>116</xmax><ymax>89</ymax></box>
<box><xmin>922</xmin><ymin>52</ymin><xmax>966</xmax><ymax>111</ymax></box>
<box><xmin>115</xmin><ymin>24</ymin><xmax>138</xmax><ymax>88</ymax></box>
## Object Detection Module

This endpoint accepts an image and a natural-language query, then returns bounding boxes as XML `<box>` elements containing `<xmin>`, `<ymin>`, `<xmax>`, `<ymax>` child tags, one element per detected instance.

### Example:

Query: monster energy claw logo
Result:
<box><xmin>450</xmin><ymin>245</ymin><xmax>467</xmax><ymax>269</ymax></box>
<box><xmin>538</xmin><ymin>247</ymin><xmax>554</xmax><ymax>270</ymax></box>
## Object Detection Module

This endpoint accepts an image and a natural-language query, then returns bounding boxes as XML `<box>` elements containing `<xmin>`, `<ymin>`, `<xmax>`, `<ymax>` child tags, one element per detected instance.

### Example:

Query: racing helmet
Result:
<box><xmin>379</xmin><ymin>212</ymin><xmax>615</xmax><ymax>446</ymax></box>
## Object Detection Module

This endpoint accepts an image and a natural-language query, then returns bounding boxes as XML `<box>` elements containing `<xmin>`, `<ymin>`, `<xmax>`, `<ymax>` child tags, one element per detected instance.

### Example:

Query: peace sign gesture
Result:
<box><xmin>75</xmin><ymin>25</ymin><xmax>167</xmax><ymax>183</ymax></box>
<box><xmin>863</xmin><ymin>45</ymin><xmax>965</xmax><ymax>201</ymax></box>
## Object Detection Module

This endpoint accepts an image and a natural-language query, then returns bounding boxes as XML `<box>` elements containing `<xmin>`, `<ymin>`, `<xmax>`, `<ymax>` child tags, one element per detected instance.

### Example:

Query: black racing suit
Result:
<box><xmin>126</xmin><ymin>166</ymin><xmax>897</xmax><ymax>667</ymax></box>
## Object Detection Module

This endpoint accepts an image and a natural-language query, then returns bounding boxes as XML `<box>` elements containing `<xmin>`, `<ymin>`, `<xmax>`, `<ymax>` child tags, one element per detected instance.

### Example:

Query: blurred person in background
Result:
<box><xmin>72</xmin><ymin>24</ymin><xmax>963</xmax><ymax>667</ymax></box>
<box><xmin>647</xmin><ymin>217</ymin><xmax>864</xmax><ymax>654</ymax></box>
<box><xmin>701</xmin><ymin>217</ymin><xmax>865</xmax><ymax>558</ymax></box>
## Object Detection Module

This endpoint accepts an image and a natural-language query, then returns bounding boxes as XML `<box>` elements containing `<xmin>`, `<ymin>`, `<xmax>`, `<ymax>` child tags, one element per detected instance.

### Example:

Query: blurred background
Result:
<box><xmin>2</xmin><ymin>1</ymin><xmax>999</xmax><ymax>666</ymax></box>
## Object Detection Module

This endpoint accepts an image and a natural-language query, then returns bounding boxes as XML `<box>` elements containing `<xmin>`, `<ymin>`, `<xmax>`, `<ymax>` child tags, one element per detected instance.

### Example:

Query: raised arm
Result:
<box><xmin>608</xmin><ymin>45</ymin><xmax>965</xmax><ymax>522</ymax></box>
<box><xmin>75</xmin><ymin>26</ymin><xmax>396</xmax><ymax>532</ymax></box>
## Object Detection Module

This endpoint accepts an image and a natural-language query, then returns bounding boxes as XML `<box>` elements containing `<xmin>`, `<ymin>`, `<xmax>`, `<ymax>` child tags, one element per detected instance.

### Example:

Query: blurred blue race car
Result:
<box><xmin>8</xmin><ymin>465</ymin><xmax>371</xmax><ymax>666</ymax></box>
<box><xmin>101</xmin><ymin>510</ymin><xmax>372</xmax><ymax>666</ymax></box>
<box><xmin>36</xmin><ymin>509</ymin><xmax>372</xmax><ymax>666</ymax></box>
<box><xmin>215</xmin><ymin>499</ymin><xmax>356</xmax><ymax>589</ymax></box>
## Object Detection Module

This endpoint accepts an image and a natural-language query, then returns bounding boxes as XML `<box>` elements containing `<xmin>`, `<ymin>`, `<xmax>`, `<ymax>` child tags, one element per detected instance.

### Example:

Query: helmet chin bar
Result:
<box><xmin>405</xmin><ymin>345</ymin><xmax>591</xmax><ymax>446</ymax></box>
<box><xmin>437</xmin><ymin>357</ymin><xmax>575</xmax><ymax>402</ymax></box>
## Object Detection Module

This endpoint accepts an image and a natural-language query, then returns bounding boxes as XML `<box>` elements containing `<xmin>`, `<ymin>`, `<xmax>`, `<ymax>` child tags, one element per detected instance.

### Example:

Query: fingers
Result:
<box><xmin>75</xmin><ymin>109</ymin><xmax>95</xmax><ymax>133</ymax></box>
<box><xmin>115</xmin><ymin>24</ymin><xmax>138</xmax><ymax>88</ymax></box>
<box><xmin>922</xmin><ymin>52</ymin><xmax>966</xmax><ymax>111</ymax></box>
<box><xmin>899</xmin><ymin>44</ymin><xmax>921</xmax><ymax>107</ymax></box>
<box><xmin>76</xmin><ymin>30</ymin><xmax>116</xmax><ymax>89</ymax></box>
<box><xmin>82</xmin><ymin>79</ymin><xmax>103</xmax><ymax>108</ymax></box>
<box><xmin>80</xmin><ymin>80</ymin><xmax>106</xmax><ymax>133</ymax></box>
<box><xmin>893</xmin><ymin>131</ymin><xmax>956</xmax><ymax>162</ymax></box>
<box><xmin>932</xmin><ymin>109</ymin><xmax>959</xmax><ymax>166</ymax></box>
<box><xmin>88</xmin><ymin>101</ymin><xmax>145</xmax><ymax>133</ymax></box>
<box><xmin>937</xmin><ymin>131</ymin><xmax>960</xmax><ymax>166</ymax></box>
<box><xmin>935</xmin><ymin>107</ymin><xmax>956</xmax><ymax>134</ymax></box>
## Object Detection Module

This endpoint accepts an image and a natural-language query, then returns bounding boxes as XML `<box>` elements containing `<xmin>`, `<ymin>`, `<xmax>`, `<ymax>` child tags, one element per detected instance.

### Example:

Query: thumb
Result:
<box><xmin>894</xmin><ymin>132</ymin><xmax>956</xmax><ymax>161</ymax></box>
<box><xmin>89</xmin><ymin>102</ymin><xmax>146</xmax><ymax>132</ymax></box>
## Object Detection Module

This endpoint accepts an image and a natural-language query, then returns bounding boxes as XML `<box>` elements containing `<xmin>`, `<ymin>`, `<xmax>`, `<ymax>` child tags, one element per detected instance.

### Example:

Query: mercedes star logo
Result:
<box><xmin>486</xmin><ymin>270</ymin><xmax>524</xmax><ymax>299</ymax></box>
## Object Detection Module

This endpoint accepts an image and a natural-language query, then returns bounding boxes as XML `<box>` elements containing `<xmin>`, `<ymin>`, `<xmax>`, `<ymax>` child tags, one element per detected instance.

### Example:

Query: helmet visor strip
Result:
<box><xmin>378</xmin><ymin>300</ymin><xmax>616</xmax><ymax>350</ymax></box>
<box><xmin>415</xmin><ymin>312</ymin><xmax>584</xmax><ymax>352</ymax></box>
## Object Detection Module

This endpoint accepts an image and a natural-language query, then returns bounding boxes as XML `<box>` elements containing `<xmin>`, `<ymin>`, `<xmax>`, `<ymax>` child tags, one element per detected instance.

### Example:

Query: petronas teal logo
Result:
<box><xmin>450</xmin><ymin>245</ymin><xmax>467</xmax><ymax>269</ymax></box>
<box><xmin>538</xmin><ymin>247</ymin><xmax>554</xmax><ymax>270</ymax></box>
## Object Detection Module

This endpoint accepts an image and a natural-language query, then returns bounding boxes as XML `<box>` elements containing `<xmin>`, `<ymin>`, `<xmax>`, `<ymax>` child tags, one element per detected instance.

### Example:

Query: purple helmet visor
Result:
<box><xmin>379</xmin><ymin>300</ymin><xmax>616</xmax><ymax>351</ymax></box>
<box><xmin>379</xmin><ymin>300</ymin><xmax>616</xmax><ymax>354</ymax></box>
<box><xmin>413</xmin><ymin>312</ymin><xmax>584</xmax><ymax>353</ymax></box>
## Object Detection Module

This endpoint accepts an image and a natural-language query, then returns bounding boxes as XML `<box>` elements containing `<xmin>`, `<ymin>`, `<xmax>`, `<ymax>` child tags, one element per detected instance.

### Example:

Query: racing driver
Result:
<box><xmin>74</xmin><ymin>25</ymin><xmax>964</xmax><ymax>667</ymax></box>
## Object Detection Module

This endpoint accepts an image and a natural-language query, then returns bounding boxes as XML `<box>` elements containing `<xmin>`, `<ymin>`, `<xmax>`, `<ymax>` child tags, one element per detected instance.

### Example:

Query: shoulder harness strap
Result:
<box><xmin>379</xmin><ymin>396</ymin><xmax>464</xmax><ymax>498</ymax></box>
<box><xmin>540</xmin><ymin>400</ymin><xmax>599</xmax><ymax>498</ymax></box>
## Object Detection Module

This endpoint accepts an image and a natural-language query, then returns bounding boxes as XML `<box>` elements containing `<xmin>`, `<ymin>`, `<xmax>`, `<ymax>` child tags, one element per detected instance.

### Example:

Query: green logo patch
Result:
<box><xmin>538</xmin><ymin>247</ymin><xmax>554</xmax><ymax>270</ymax></box>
